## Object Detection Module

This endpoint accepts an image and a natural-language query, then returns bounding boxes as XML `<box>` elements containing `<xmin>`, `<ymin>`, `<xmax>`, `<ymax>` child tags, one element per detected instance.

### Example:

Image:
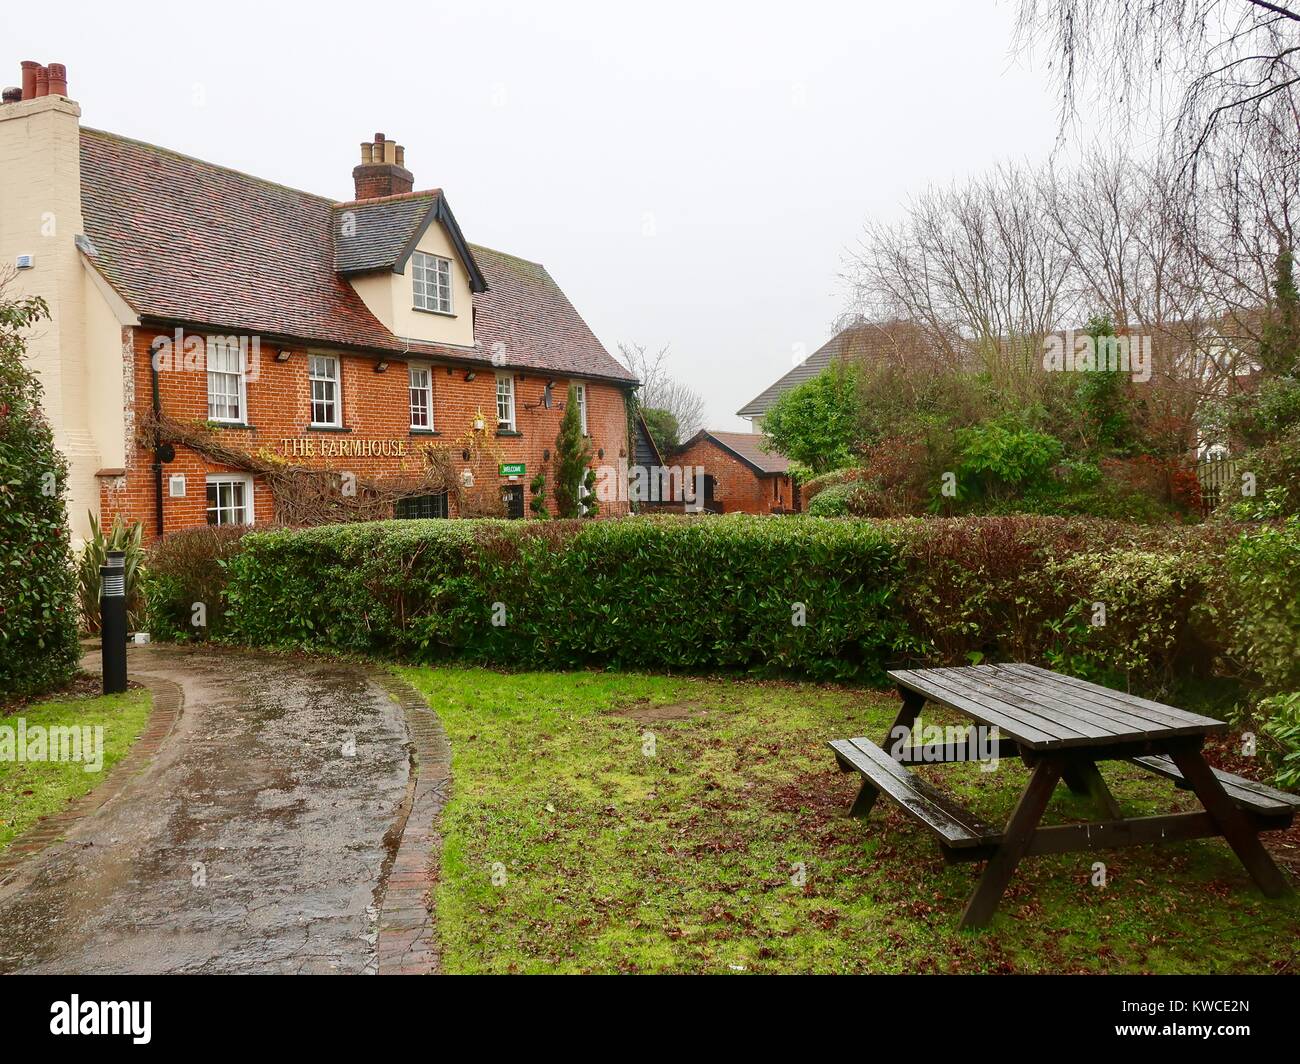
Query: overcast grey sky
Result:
<box><xmin>6</xmin><ymin>0</ymin><xmax>1089</xmax><ymax>430</ymax></box>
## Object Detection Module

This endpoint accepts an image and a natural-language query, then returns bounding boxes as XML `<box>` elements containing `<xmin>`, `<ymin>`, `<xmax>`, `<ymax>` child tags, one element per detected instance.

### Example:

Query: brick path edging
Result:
<box><xmin>0</xmin><ymin>677</ymin><xmax>184</xmax><ymax>885</ymax></box>
<box><xmin>373</xmin><ymin>672</ymin><xmax>451</xmax><ymax>975</ymax></box>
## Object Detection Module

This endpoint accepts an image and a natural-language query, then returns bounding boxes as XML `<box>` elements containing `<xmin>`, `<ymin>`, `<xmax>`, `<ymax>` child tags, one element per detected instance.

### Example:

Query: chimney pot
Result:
<box><xmin>352</xmin><ymin>132</ymin><xmax>414</xmax><ymax>200</ymax></box>
<box><xmin>20</xmin><ymin>60</ymin><xmax>39</xmax><ymax>101</ymax></box>
<box><xmin>34</xmin><ymin>65</ymin><xmax>49</xmax><ymax>98</ymax></box>
<box><xmin>2</xmin><ymin>87</ymin><xmax>21</xmax><ymax>104</ymax></box>
<box><xmin>47</xmin><ymin>63</ymin><xmax>67</xmax><ymax>96</ymax></box>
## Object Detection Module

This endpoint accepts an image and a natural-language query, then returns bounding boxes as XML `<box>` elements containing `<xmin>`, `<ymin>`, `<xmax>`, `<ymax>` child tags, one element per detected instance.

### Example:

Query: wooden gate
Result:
<box><xmin>1196</xmin><ymin>456</ymin><xmax>1240</xmax><ymax>516</ymax></box>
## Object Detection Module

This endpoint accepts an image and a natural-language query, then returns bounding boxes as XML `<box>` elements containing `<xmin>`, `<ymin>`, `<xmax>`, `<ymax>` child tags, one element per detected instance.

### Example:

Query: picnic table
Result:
<box><xmin>830</xmin><ymin>663</ymin><xmax>1298</xmax><ymax>929</ymax></box>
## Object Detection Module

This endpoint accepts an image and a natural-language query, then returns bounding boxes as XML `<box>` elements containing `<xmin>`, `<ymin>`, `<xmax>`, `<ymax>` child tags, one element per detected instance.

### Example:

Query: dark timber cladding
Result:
<box><xmin>830</xmin><ymin>662</ymin><xmax>1296</xmax><ymax>929</ymax></box>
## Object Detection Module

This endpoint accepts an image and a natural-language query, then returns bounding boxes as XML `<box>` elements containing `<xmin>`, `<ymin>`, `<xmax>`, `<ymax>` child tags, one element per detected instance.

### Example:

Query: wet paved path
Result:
<box><xmin>0</xmin><ymin>645</ymin><xmax>412</xmax><ymax>974</ymax></box>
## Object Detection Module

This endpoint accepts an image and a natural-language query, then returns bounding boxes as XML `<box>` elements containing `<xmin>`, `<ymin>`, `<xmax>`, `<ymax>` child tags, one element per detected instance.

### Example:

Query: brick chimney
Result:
<box><xmin>353</xmin><ymin>132</ymin><xmax>413</xmax><ymax>200</ymax></box>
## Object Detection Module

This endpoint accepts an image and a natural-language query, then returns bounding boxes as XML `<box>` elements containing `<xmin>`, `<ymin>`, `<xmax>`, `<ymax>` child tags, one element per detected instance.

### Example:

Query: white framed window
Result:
<box><xmin>205</xmin><ymin>474</ymin><xmax>254</xmax><ymax>526</ymax></box>
<box><xmin>575</xmin><ymin>382</ymin><xmax>588</xmax><ymax>436</ymax></box>
<box><xmin>496</xmin><ymin>374</ymin><xmax>516</xmax><ymax>431</ymax></box>
<box><xmin>309</xmin><ymin>354</ymin><xmax>342</xmax><ymax>427</ymax></box>
<box><xmin>409</xmin><ymin>363</ymin><xmax>434</xmax><ymax>430</ymax></box>
<box><xmin>206</xmin><ymin>337</ymin><xmax>246</xmax><ymax>423</ymax></box>
<box><xmin>412</xmin><ymin>251</ymin><xmax>453</xmax><ymax>314</ymax></box>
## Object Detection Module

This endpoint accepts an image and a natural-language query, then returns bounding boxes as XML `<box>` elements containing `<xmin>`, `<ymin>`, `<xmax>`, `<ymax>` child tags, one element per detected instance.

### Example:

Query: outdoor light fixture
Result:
<box><xmin>598</xmin><ymin>448</ymin><xmax>605</xmax><ymax>459</ymax></box>
<box><xmin>375</xmin><ymin>360</ymin><xmax>389</xmax><ymax>373</ymax></box>
<box><xmin>462</xmin><ymin>448</ymin><xmax>471</xmax><ymax>461</ymax></box>
<box><xmin>464</xmin><ymin>370</ymin><xmax>476</xmax><ymax>382</ymax></box>
<box><xmin>100</xmin><ymin>550</ymin><xmax>128</xmax><ymax>695</ymax></box>
<box><xmin>543</xmin><ymin>448</ymin><xmax>550</xmax><ymax>462</ymax></box>
<box><xmin>274</xmin><ymin>348</ymin><xmax>291</xmax><ymax>363</ymax></box>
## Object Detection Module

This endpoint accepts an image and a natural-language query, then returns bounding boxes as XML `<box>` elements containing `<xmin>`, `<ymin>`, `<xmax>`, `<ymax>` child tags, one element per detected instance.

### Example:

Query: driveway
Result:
<box><xmin>0</xmin><ymin>645</ymin><xmax>415</xmax><ymax>974</ymax></box>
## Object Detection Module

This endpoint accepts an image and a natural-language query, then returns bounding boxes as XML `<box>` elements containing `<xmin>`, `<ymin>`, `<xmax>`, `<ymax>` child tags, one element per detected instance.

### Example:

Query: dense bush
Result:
<box><xmin>145</xmin><ymin>526</ymin><xmax>252</xmax><ymax>642</ymax></box>
<box><xmin>800</xmin><ymin>466</ymin><xmax>865</xmax><ymax>503</ymax></box>
<box><xmin>1218</xmin><ymin>517</ymin><xmax>1300</xmax><ymax>693</ymax></box>
<box><xmin>762</xmin><ymin>365</ymin><xmax>859</xmax><ymax>473</ymax></box>
<box><xmin>0</xmin><ymin>292</ymin><xmax>79</xmax><ymax>699</ymax></box>
<box><xmin>1257</xmin><ymin>692</ymin><xmax>1300</xmax><ymax>789</ymax></box>
<box><xmin>221</xmin><ymin>517</ymin><xmax>907</xmax><ymax>681</ymax></box>
<box><xmin>140</xmin><ymin>512</ymin><xmax>1300</xmax><ymax>702</ymax></box>
<box><xmin>882</xmin><ymin>516</ymin><xmax>1230</xmax><ymax>691</ymax></box>
<box><xmin>806</xmin><ymin>482</ymin><xmax>862</xmax><ymax>517</ymax></box>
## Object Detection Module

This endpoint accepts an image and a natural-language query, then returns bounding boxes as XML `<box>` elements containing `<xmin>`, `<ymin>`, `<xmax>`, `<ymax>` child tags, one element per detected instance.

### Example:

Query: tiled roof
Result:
<box><xmin>469</xmin><ymin>244</ymin><xmax>634</xmax><ymax>382</ymax></box>
<box><xmin>78</xmin><ymin>127</ymin><xmax>635</xmax><ymax>384</ymax></box>
<box><xmin>736</xmin><ymin>320</ymin><xmax>944</xmax><ymax>418</ymax></box>
<box><xmin>682</xmin><ymin>430</ymin><xmax>791</xmax><ymax>474</ymax></box>
<box><xmin>332</xmin><ymin>193</ymin><xmax>439</xmax><ymax>273</ymax></box>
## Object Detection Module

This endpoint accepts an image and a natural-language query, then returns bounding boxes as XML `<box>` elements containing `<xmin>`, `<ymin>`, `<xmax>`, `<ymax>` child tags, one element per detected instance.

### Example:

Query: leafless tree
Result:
<box><xmin>616</xmin><ymin>341</ymin><xmax>706</xmax><ymax>438</ymax></box>
<box><xmin>850</xmin><ymin>164</ymin><xmax>1075</xmax><ymax>396</ymax></box>
<box><xmin>1014</xmin><ymin>0</ymin><xmax>1300</xmax><ymax>168</ymax></box>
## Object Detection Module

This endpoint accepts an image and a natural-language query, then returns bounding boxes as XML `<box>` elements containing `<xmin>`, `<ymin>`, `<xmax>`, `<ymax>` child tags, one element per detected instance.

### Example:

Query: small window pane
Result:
<box><xmin>394</xmin><ymin>493</ymin><xmax>448</xmax><ymax>519</ymax></box>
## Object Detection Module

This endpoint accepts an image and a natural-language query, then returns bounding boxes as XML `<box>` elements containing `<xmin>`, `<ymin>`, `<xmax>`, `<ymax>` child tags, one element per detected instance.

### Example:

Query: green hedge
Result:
<box><xmin>220</xmin><ymin>517</ymin><xmax>907</xmax><ymax>681</ymax></box>
<box><xmin>1218</xmin><ymin>516</ymin><xmax>1300</xmax><ymax>693</ymax></box>
<box><xmin>144</xmin><ymin>514</ymin><xmax>1296</xmax><ymax>697</ymax></box>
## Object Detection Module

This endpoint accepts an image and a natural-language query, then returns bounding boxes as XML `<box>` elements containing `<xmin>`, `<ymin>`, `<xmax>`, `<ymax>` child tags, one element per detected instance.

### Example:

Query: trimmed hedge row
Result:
<box><xmin>145</xmin><ymin>513</ymin><xmax>1299</xmax><ymax>696</ymax></box>
<box><xmin>220</xmin><ymin>517</ymin><xmax>907</xmax><ymax>681</ymax></box>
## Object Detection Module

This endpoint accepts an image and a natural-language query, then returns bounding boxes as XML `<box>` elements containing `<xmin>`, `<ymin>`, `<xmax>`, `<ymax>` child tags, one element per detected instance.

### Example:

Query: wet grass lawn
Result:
<box><xmin>0</xmin><ymin>687</ymin><xmax>152</xmax><ymax>853</ymax></box>
<box><xmin>399</xmin><ymin>667</ymin><xmax>1300</xmax><ymax>974</ymax></box>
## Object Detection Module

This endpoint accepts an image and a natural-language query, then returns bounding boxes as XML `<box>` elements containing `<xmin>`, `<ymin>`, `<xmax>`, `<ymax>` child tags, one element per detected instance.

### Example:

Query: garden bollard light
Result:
<box><xmin>100</xmin><ymin>549</ymin><xmax>128</xmax><ymax>695</ymax></box>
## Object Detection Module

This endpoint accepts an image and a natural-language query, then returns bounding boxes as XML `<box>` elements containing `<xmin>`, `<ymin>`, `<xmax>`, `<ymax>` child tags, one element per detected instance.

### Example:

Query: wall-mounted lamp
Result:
<box><xmin>464</xmin><ymin>370</ymin><xmax>477</xmax><ymax>382</ymax></box>
<box><xmin>598</xmin><ymin>448</ymin><xmax>605</xmax><ymax>459</ymax></box>
<box><xmin>462</xmin><ymin>448</ymin><xmax>471</xmax><ymax>461</ymax></box>
<box><xmin>374</xmin><ymin>359</ymin><xmax>389</xmax><ymax>373</ymax></box>
<box><xmin>543</xmin><ymin>448</ymin><xmax>550</xmax><ymax>462</ymax></box>
<box><xmin>274</xmin><ymin>348</ymin><xmax>291</xmax><ymax>363</ymax></box>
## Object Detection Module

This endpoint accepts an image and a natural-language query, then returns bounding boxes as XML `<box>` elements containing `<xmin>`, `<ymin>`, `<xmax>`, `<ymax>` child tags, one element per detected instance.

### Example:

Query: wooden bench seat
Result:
<box><xmin>1130</xmin><ymin>754</ymin><xmax>1300</xmax><ymax>822</ymax></box>
<box><xmin>829</xmin><ymin>738</ymin><xmax>997</xmax><ymax>850</ymax></box>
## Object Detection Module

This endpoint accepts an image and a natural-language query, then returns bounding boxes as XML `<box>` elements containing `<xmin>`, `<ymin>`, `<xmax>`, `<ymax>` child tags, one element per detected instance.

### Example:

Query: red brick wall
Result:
<box><xmin>103</xmin><ymin>327</ymin><xmax>632</xmax><ymax>537</ymax></box>
<box><xmin>669</xmin><ymin>436</ymin><xmax>797</xmax><ymax>515</ymax></box>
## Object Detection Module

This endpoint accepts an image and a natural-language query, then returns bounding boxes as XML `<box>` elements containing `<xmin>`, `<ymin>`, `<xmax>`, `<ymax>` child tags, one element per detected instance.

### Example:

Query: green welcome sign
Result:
<box><xmin>499</xmin><ymin>462</ymin><xmax>526</xmax><ymax>476</ymax></box>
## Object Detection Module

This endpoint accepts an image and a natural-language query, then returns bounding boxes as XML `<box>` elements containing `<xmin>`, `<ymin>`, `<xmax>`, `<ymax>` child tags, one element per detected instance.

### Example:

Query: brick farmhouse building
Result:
<box><xmin>669</xmin><ymin>430</ymin><xmax>798</xmax><ymax>514</ymax></box>
<box><xmin>0</xmin><ymin>63</ymin><xmax>636</xmax><ymax>542</ymax></box>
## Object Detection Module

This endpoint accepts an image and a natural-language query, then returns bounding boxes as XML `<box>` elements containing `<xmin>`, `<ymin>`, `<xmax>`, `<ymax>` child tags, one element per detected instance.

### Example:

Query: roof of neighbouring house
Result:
<box><xmin>679</xmin><ymin>429</ymin><xmax>791</xmax><ymax>475</ymax></box>
<box><xmin>77</xmin><ymin>127</ymin><xmax>635</xmax><ymax>384</ymax></box>
<box><xmin>736</xmin><ymin>320</ymin><xmax>945</xmax><ymax>418</ymax></box>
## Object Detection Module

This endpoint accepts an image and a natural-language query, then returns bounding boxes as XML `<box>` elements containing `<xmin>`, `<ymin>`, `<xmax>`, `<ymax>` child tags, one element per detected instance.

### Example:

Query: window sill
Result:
<box><xmin>495</xmin><ymin>428</ymin><xmax>522</xmax><ymax>437</ymax></box>
<box><xmin>306</xmin><ymin>424</ymin><xmax>351</xmax><ymax>433</ymax></box>
<box><xmin>209</xmin><ymin>421</ymin><xmax>256</xmax><ymax>431</ymax></box>
<box><xmin>411</xmin><ymin>307</ymin><xmax>457</xmax><ymax>318</ymax></box>
<box><xmin>409</xmin><ymin>429</ymin><xmax>441</xmax><ymax>437</ymax></box>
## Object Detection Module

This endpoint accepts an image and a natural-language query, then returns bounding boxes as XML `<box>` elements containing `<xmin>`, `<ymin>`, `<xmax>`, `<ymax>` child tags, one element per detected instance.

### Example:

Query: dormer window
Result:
<box><xmin>412</xmin><ymin>251</ymin><xmax>453</xmax><ymax>314</ymax></box>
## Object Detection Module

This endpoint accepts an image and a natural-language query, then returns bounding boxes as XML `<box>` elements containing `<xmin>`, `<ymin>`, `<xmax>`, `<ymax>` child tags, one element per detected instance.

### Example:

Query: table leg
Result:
<box><xmin>837</xmin><ymin>686</ymin><xmax>927</xmax><ymax>819</ymax></box>
<box><xmin>1169</xmin><ymin>748</ymin><xmax>1291</xmax><ymax>898</ymax></box>
<box><xmin>1062</xmin><ymin>759</ymin><xmax>1123</xmax><ymax>820</ymax></box>
<box><xmin>886</xmin><ymin>685</ymin><xmax>926</xmax><ymax>759</ymax></box>
<box><xmin>959</xmin><ymin>758</ymin><xmax>1061</xmax><ymax>930</ymax></box>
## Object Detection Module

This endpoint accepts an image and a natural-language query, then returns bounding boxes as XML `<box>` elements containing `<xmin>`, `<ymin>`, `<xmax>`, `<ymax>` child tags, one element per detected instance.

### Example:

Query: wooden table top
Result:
<box><xmin>888</xmin><ymin>663</ymin><xmax>1227</xmax><ymax>751</ymax></box>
